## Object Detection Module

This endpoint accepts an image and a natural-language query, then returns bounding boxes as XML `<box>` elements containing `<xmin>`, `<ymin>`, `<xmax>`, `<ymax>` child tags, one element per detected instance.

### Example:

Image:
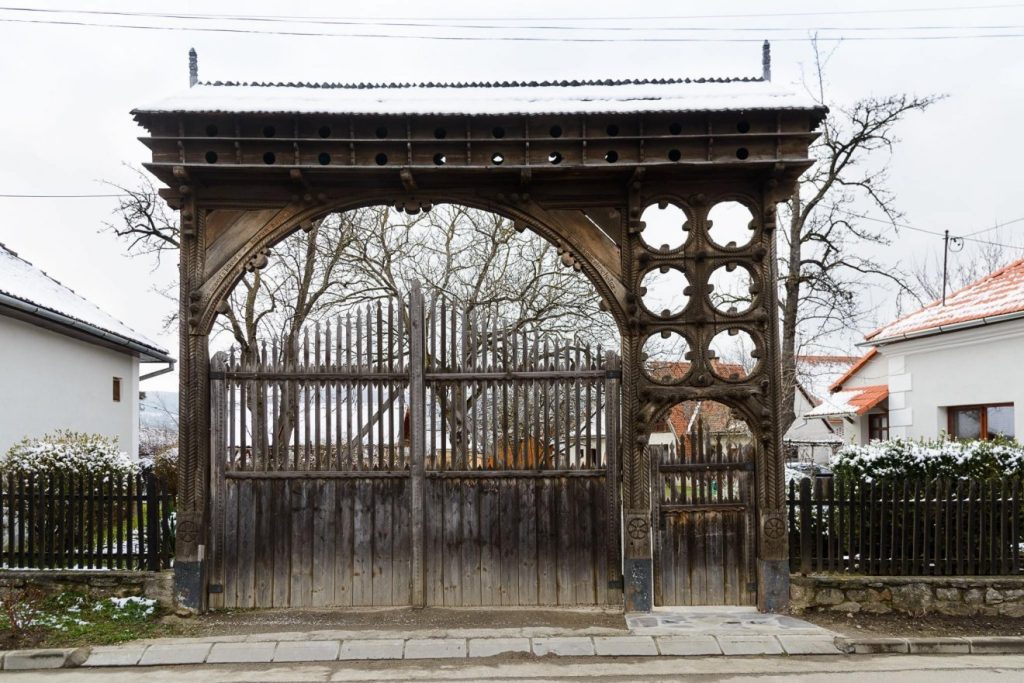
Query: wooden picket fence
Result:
<box><xmin>0</xmin><ymin>470</ymin><xmax>175</xmax><ymax>571</ymax></box>
<box><xmin>788</xmin><ymin>477</ymin><xmax>1024</xmax><ymax>576</ymax></box>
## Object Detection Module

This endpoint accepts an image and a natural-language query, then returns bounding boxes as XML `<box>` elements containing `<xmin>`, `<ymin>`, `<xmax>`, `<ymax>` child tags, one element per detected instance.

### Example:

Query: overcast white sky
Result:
<box><xmin>1</xmin><ymin>1</ymin><xmax>1022</xmax><ymax>392</ymax></box>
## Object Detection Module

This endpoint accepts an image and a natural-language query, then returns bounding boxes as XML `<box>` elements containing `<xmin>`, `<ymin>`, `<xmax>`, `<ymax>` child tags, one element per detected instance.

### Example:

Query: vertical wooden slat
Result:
<box><xmin>408</xmin><ymin>283</ymin><xmax>426</xmax><ymax>607</ymax></box>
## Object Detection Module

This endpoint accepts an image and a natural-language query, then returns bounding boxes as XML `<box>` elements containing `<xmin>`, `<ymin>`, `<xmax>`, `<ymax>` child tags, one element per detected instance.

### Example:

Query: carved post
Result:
<box><xmin>175</xmin><ymin>190</ymin><xmax>211</xmax><ymax>612</ymax></box>
<box><xmin>408</xmin><ymin>282</ymin><xmax>426</xmax><ymax>608</ymax></box>
<box><xmin>756</xmin><ymin>197</ymin><xmax>790</xmax><ymax>612</ymax></box>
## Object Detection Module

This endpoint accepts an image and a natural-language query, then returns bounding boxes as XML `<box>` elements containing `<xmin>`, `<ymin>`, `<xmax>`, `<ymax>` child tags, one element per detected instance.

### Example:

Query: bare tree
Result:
<box><xmin>104</xmin><ymin>166</ymin><xmax>179</xmax><ymax>261</ymax></box>
<box><xmin>911</xmin><ymin>230</ymin><xmax>1021</xmax><ymax>302</ymax></box>
<box><xmin>777</xmin><ymin>38</ymin><xmax>943</xmax><ymax>430</ymax></box>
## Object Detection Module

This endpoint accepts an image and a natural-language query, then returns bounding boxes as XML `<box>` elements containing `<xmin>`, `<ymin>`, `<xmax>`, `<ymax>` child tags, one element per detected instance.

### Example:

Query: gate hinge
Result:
<box><xmin>208</xmin><ymin>371</ymin><xmax>226</xmax><ymax>380</ymax></box>
<box><xmin>608</xmin><ymin>576</ymin><xmax>624</xmax><ymax>590</ymax></box>
<box><xmin>208</xmin><ymin>584</ymin><xmax>224</xmax><ymax>594</ymax></box>
<box><xmin>605</xmin><ymin>370</ymin><xmax>622</xmax><ymax>379</ymax></box>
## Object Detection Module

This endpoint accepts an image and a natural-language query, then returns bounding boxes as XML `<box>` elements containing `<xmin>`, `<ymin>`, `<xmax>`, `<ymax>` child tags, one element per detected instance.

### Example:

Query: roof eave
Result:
<box><xmin>0</xmin><ymin>293</ymin><xmax>174</xmax><ymax>363</ymax></box>
<box><xmin>859</xmin><ymin>309</ymin><xmax>1024</xmax><ymax>347</ymax></box>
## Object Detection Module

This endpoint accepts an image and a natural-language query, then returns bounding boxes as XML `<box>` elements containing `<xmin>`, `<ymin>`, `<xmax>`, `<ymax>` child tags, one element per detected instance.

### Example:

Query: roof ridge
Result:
<box><xmin>195</xmin><ymin>75</ymin><xmax>767</xmax><ymax>90</ymax></box>
<box><xmin>865</xmin><ymin>256</ymin><xmax>1024</xmax><ymax>341</ymax></box>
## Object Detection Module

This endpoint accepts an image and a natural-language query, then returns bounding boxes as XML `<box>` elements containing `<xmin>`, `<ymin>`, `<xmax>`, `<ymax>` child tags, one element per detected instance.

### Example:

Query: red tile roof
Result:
<box><xmin>806</xmin><ymin>384</ymin><xmax>889</xmax><ymax>418</ymax></box>
<box><xmin>828</xmin><ymin>348</ymin><xmax>878</xmax><ymax>392</ymax></box>
<box><xmin>648</xmin><ymin>361</ymin><xmax>747</xmax><ymax>437</ymax></box>
<box><xmin>866</xmin><ymin>257</ymin><xmax>1024</xmax><ymax>343</ymax></box>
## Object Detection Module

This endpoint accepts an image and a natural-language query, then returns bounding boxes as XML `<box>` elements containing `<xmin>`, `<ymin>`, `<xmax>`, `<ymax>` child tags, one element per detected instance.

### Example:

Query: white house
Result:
<box><xmin>808</xmin><ymin>258</ymin><xmax>1024</xmax><ymax>443</ymax></box>
<box><xmin>0</xmin><ymin>243</ymin><xmax>173</xmax><ymax>457</ymax></box>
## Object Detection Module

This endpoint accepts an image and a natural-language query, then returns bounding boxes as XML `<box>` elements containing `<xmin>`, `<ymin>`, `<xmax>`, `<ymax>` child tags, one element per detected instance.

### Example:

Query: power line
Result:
<box><xmin>1</xmin><ymin>3</ymin><xmax>1021</xmax><ymax>23</ymax></box>
<box><xmin>964</xmin><ymin>215</ymin><xmax>1024</xmax><ymax>236</ymax></box>
<box><xmin>826</xmin><ymin>205</ymin><xmax>1024</xmax><ymax>250</ymax></box>
<box><xmin>2</xmin><ymin>16</ymin><xmax>1024</xmax><ymax>42</ymax></box>
<box><xmin>2</xmin><ymin>5</ymin><xmax>1024</xmax><ymax>32</ymax></box>
<box><xmin>0</xmin><ymin>193</ymin><xmax>125</xmax><ymax>198</ymax></box>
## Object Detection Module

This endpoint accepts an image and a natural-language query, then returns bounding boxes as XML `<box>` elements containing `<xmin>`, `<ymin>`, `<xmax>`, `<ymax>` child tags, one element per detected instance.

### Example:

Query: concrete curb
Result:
<box><xmin>5</xmin><ymin>634</ymin><xmax>1024</xmax><ymax>669</ymax></box>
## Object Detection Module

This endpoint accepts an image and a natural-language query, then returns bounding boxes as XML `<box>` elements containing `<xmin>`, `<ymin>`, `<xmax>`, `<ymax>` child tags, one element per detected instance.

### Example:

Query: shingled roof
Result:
<box><xmin>866</xmin><ymin>258</ymin><xmax>1024</xmax><ymax>345</ymax></box>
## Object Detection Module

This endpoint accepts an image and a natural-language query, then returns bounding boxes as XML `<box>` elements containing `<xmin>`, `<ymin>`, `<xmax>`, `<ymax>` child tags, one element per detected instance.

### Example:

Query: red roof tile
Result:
<box><xmin>828</xmin><ymin>348</ymin><xmax>878</xmax><ymax>392</ymax></box>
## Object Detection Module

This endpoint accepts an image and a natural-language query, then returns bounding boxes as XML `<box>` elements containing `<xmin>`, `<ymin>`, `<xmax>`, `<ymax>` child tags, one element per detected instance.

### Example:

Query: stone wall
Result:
<box><xmin>0</xmin><ymin>570</ymin><xmax>173</xmax><ymax>606</ymax></box>
<box><xmin>791</xmin><ymin>575</ymin><xmax>1024</xmax><ymax>617</ymax></box>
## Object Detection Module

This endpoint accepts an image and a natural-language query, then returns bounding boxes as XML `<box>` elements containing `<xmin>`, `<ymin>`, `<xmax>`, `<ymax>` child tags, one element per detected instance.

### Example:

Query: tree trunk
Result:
<box><xmin>779</xmin><ymin>193</ymin><xmax>803</xmax><ymax>435</ymax></box>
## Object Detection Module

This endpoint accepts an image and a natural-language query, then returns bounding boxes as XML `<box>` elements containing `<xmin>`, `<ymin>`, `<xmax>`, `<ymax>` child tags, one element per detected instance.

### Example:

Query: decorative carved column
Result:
<box><xmin>175</xmin><ymin>189</ymin><xmax>211</xmax><ymax>612</ymax></box>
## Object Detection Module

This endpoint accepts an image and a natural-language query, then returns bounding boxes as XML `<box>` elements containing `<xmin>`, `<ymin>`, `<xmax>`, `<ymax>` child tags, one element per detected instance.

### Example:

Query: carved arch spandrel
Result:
<box><xmin>194</xmin><ymin>196</ymin><xmax>629</xmax><ymax>337</ymax></box>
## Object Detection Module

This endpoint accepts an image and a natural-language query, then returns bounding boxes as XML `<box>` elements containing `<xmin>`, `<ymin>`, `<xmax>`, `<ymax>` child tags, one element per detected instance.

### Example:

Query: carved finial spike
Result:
<box><xmin>189</xmin><ymin>48</ymin><xmax>199</xmax><ymax>87</ymax></box>
<box><xmin>761</xmin><ymin>41</ymin><xmax>771</xmax><ymax>82</ymax></box>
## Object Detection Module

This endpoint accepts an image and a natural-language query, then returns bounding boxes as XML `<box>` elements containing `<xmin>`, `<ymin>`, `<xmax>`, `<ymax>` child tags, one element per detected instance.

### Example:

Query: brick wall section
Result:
<box><xmin>791</xmin><ymin>575</ymin><xmax>1024</xmax><ymax>617</ymax></box>
<box><xmin>0</xmin><ymin>570</ymin><xmax>173</xmax><ymax>606</ymax></box>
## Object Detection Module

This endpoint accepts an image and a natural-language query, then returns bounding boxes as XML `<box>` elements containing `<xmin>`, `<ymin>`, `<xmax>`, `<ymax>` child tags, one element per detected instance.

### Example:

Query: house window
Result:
<box><xmin>112</xmin><ymin>377</ymin><xmax>122</xmax><ymax>402</ymax></box>
<box><xmin>868</xmin><ymin>413</ymin><xmax>889</xmax><ymax>441</ymax></box>
<box><xmin>948</xmin><ymin>403</ymin><xmax>1014</xmax><ymax>440</ymax></box>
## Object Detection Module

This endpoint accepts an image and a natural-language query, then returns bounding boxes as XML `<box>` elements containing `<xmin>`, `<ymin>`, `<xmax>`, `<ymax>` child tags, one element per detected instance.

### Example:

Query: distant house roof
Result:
<box><xmin>646</xmin><ymin>361</ymin><xmax>749</xmax><ymax>436</ymax></box>
<box><xmin>806</xmin><ymin>384</ymin><xmax>889</xmax><ymax>418</ymax></box>
<box><xmin>828</xmin><ymin>349</ymin><xmax>879</xmax><ymax>393</ymax></box>
<box><xmin>0</xmin><ymin>243</ymin><xmax>172</xmax><ymax>363</ymax></box>
<box><xmin>794</xmin><ymin>354</ymin><xmax>859</xmax><ymax>403</ymax></box>
<box><xmin>133</xmin><ymin>76</ymin><xmax>824</xmax><ymax>118</ymax></box>
<box><xmin>865</xmin><ymin>258</ymin><xmax>1024</xmax><ymax>345</ymax></box>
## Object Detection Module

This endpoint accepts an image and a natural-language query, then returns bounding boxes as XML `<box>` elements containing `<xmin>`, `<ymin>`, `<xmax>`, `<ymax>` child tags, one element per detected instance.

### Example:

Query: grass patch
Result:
<box><xmin>1</xmin><ymin>589</ymin><xmax>179</xmax><ymax>649</ymax></box>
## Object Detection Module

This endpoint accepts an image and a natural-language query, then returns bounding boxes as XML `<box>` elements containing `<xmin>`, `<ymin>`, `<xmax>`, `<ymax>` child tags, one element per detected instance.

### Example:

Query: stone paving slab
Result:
<box><xmin>82</xmin><ymin>645</ymin><xmax>147</xmax><ymax>667</ymax></box>
<box><xmin>532</xmin><ymin>637</ymin><xmax>596</xmax><ymax>656</ymax></box>
<box><xmin>273</xmin><ymin>640</ymin><xmax>340</xmax><ymax>662</ymax></box>
<box><xmin>338</xmin><ymin>638</ymin><xmax>406</xmax><ymax>660</ymax></box>
<box><xmin>206</xmin><ymin>641</ymin><xmax>277</xmax><ymax>664</ymax></box>
<box><xmin>593</xmin><ymin>636</ymin><xmax>659</xmax><ymax>656</ymax></box>
<box><xmin>468</xmin><ymin>637</ymin><xmax>532</xmax><ymax>658</ymax></box>
<box><xmin>2</xmin><ymin>648</ymin><xmax>86</xmax><ymax>670</ymax></box>
<box><xmin>404</xmin><ymin>638</ymin><xmax>467</xmax><ymax>659</ymax></box>
<box><xmin>908</xmin><ymin>637</ymin><xmax>971</xmax><ymax>655</ymax></box>
<box><xmin>717</xmin><ymin>635</ymin><xmax>785</xmax><ymax>656</ymax></box>
<box><xmin>656</xmin><ymin>635</ymin><xmax>722</xmax><ymax>656</ymax></box>
<box><xmin>777</xmin><ymin>635</ymin><xmax>845</xmax><ymax>656</ymax></box>
<box><xmin>138</xmin><ymin>642</ymin><xmax>212</xmax><ymax>666</ymax></box>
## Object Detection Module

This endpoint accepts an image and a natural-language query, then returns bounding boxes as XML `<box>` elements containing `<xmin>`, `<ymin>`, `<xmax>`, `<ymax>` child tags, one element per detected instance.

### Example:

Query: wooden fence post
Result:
<box><xmin>146</xmin><ymin>471</ymin><xmax>160</xmax><ymax>571</ymax></box>
<box><xmin>408</xmin><ymin>282</ymin><xmax>427</xmax><ymax>608</ymax></box>
<box><xmin>799</xmin><ymin>477</ymin><xmax>813</xmax><ymax>576</ymax></box>
<box><xmin>604</xmin><ymin>351</ymin><xmax>623</xmax><ymax>605</ymax></box>
<box><xmin>207</xmin><ymin>351</ymin><xmax>228</xmax><ymax>605</ymax></box>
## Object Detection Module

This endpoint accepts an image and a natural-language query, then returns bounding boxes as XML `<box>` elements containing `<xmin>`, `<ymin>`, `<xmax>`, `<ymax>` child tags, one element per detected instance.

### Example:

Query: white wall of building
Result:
<box><xmin>0</xmin><ymin>315</ymin><xmax>140</xmax><ymax>456</ymax></box>
<box><xmin>840</xmin><ymin>319</ymin><xmax>1024</xmax><ymax>443</ymax></box>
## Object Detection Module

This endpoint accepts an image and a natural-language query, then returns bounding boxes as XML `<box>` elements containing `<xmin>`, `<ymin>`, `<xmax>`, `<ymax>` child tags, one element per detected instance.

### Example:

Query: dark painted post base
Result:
<box><xmin>757</xmin><ymin>559</ymin><xmax>790</xmax><ymax>613</ymax></box>
<box><xmin>624</xmin><ymin>557</ymin><xmax>653</xmax><ymax>612</ymax></box>
<box><xmin>174</xmin><ymin>560</ymin><xmax>205</xmax><ymax>613</ymax></box>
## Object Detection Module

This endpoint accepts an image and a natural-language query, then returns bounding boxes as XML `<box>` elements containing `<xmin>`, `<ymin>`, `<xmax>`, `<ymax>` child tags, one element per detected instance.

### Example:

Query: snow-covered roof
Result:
<box><xmin>865</xmin><ymin>258</ymin><xmax>1024</xmax><ymax>345</ymax></box>
<box><xmin>795</xmin><ymin>354</ymin><xmax>859</xmax><ymax>403</ymax></box>
<box><xmin>0</xmin><ymin>243</ymin><xmax>171</xmax><ymax>362</ymax></box>
<box><xmin>805</xmin><ymin>385</ymin><xmax>888</xmax><ymax>418</ymax></box>
<box><xmin>133</xmin><ymin>77</ymin><xmax>823</xmax><ymax>117</ymax></box>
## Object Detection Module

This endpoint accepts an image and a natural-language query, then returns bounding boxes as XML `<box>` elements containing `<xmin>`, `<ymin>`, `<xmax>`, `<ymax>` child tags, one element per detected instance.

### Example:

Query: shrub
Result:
<box><xmin>141</xmin><ymin>445</ymin><xmax>178</xmax><ymax>495</ymax></box>
<box><xmin>830</xmin><ymin>436</ymin><xmax>1024</xmax><ymax>482</ymax></box>
<box><xmin>1</xmin><ymin>431</ymin><xmax>138</xmax><ymax>478</ymax></box>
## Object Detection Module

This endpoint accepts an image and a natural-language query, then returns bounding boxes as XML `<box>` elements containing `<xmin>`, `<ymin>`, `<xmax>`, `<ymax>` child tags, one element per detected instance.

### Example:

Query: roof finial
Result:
<box><xmin>761</xmin><ymin>40</ymin><xmax>771</xmax><ymax>81</ymax></box>
<box><xmin>188</xmin><ymin>48</ymin><xmax>198</xmax><ymax>87</ymax></box>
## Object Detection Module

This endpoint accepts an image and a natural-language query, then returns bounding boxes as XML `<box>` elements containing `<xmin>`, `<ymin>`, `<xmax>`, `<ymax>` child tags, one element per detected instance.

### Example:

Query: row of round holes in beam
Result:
<box><xmin>201</xmin><ymin>148</ymin><xmax>750</xmax><ymax>166</ymax></box>
<box><xmin>201</xmin><ymin>120</ymin><xmax>756</xmax><ymax>140</ymax></box>
<box><xmin>640</xmin><ymin>201</ymin><xmax>756</xmax><ymax>251</ymax></box>
<box><xmin>641</xmin><ymin>265</ymin><xmax>755</xmax><ymax>318</ymax></box>
<box><xmin>642</xmin><ymin>330</ymin><xmax>759</xmax><ymax>384</ymax></box>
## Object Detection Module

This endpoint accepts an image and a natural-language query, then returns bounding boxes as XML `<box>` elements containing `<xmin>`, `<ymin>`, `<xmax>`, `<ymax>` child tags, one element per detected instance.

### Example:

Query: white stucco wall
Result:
<box><xmin>866</xmin><ymin>318</ymin><xmax>1024</xmax><ymax>441</ymax></box>
<box><xmin>0</xmin><ymin>315</ymin><xmax>140</xmax><ymax>456</ymax></box>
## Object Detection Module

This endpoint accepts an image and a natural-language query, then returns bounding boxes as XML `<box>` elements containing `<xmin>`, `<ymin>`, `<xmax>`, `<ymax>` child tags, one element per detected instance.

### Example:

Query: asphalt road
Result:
<box><xmin>7</xmin><ymin>654</ymin><xmax>1024</xmax><ymax>682</ymax></box>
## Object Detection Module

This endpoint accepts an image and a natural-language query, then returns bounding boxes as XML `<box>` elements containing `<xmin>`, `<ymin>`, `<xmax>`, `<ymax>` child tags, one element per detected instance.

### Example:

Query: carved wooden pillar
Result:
<box><xmin>755</xmin><ymin>195</ymin><xmax>789</xmax><ymax>611</ymax></box>
<box><xmin>175</xmin><ymin>191</ymin><xmax>210</xmax><ymax>612</ymax></box>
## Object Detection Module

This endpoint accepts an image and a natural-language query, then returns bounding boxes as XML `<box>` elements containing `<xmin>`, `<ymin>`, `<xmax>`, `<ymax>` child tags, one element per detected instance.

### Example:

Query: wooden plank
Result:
<box><xmin>691</xmin><ymin>512</ymin><xmax>707</xmax><ymax>605</ymax></box>
<box><xmin>223</xmin><ymin>479</ymin><xmax>239</xmax><ymax>607</ymax></box>
<box><xmin>372</xmin><ymin>479</ymin><xmax>395</xmax><ymax>605</ymax></box>
<box><xmin>391</xmin><ymin>477</ymin><xmax>411</xmax><ymax>605</ymax></box>
<box><xmin>706</xmin><ymin>512</ymin><xmax>725</xmax><ymax>605</ymax></box>
<box><xmin>271</xmin><ymin>479</ymin><xmax>291</xmax><ymax>607</ymax></box>
<box><xmin>352</xmin><ymin>478</ymin><xmax>374</xmax><ymax>605</ymax></box>
<box><xmin>591</xmin><ymin>476</ymin><xmax>609</xmax><ymax>607</ymax></box>
<box><xmin>312</xmin><ymin>480</ymin><xmax>336</xmax><ymax>606</ymax></box>
<box><xmin>254</xmin><ymin>479</ymin><xmax>273</xmax><ymax>607</ymax></box>
<box><xmin>460</xmin><ymin>479</ymin><xmax>482</xmax><ymax>606</ymax></box>
<box><xmin>236</xmin><ymin>480</ymin><xmax>256</xmax><ymax>608</ymax></box>
<box><xmin>554</xmin><ymin>476</ymin><xmax>573</xmax><ymax>605</ymax></box>
<box><xmin>535</xmin><ymin>476</ymin><xmax>557</xmax><ymax>606</ymax></box>
<box><xmin>408</xmin><ymin>283</ymin><xmax>427</xmax><ymax>607</ymax></box>
<box><xmin>442</xmin><ymin>478</ymin><xmax>462</xmax><ymax>606</ymax></box>
<box><xmin>518</xmin><ymin>479</ymin><xmax>539</xmax><ymax>605</ymax></box>
<box><xmin>675</xmin><ymin>514</ymin><xmax>691</xmax><ymax>605</ymax></box>
<box><xmin>573</xmin><ymin>475</ymin><xmax>595</xmax><ymax>605</ymax></box>
<box><xmin>424</xmin><ymin>479</ymin><xmax>443</xmax><ymax>606</ymax></box>
<box><xmin>500</xmin><ymin>477</ymin><xmax>520</xmax><ymax>605</ymax></box>
<box><xmin>478</xmin><ymin>477</ymin><xmax>501</xmax><ymax>605</ymax></box>
<box><xmin>334</xmin><ymin>480</ymin><xmax>354</xmax><ymax>606</ymax></box>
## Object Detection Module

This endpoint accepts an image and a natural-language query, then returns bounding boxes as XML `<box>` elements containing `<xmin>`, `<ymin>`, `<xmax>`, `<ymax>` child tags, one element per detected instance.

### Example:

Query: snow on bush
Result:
<box><xmin>830</xmin><ymin>436</ymin><xmax>1024</xmax><ymax>481</ymax></box>
<box><xmin>1</xmin><ymin>431</ymin><xmax>138</xmax><ymax>478</ymax></box>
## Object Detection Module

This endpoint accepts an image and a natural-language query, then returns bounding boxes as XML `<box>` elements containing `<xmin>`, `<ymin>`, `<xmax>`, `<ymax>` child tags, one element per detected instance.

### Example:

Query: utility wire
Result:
<box><xmin>1</xmin><ymin>3</ymin><xmax>1021</xmax><ymax>23</ymax></box>
<box><xmin>2</xmin><ymin>16</ymin><xmax>1024</xmax><ymax>42</ymax></box>
<box><xmin>1</xmin><ymin>6</ymin><xmax>1023</xmax><ymax>32</ymax></box>
<box><xmin>826</xmin><ymin>205</ymin><xmax>1024</xmax><ymax>250</ymax></box>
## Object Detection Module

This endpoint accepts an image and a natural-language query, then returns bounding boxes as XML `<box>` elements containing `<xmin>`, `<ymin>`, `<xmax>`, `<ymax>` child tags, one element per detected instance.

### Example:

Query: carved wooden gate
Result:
<box><xmin>652</xmin><ymin>424</ymin><xmax>756</xmax><ymax>606</ymax></box>
<box><xmin>206</xmin><ymin>287</ymin><xmax>621</xmax><ymax>608</ymax></box>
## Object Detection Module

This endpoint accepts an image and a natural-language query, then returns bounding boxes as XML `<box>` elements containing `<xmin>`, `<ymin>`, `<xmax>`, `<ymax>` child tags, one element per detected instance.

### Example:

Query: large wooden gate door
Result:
<box><xmin>652</xmin><ymin>425</ymin><xmax>756</xmax><ymax>606</ymax></box>
<box><xmin>207</xmin><ymin>289</ymin><xmax>621</xmax><ymax>609</ymax></box>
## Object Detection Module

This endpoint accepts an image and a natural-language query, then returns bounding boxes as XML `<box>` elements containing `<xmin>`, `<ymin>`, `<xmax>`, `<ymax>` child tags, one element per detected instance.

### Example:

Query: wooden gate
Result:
<box><xmin>207</xmin><ymin>288</ymin><xmax>621</xmax><ymax>609</ymax></box>
<box><xmin>652</xmin><ymin>422</ymin><xmax>756</xmax><ymax>606</ymax></box>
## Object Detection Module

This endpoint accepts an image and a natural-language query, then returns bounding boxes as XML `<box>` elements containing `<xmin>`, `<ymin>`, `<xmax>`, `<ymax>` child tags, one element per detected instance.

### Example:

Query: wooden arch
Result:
<box><xmin>132</xmin><ymin>59</ymin><xmax>825</xmax><ymax>613</ymax></box>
